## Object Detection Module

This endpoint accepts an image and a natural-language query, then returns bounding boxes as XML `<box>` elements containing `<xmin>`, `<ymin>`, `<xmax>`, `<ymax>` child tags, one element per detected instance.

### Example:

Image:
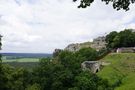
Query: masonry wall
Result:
<box><xmin>64</xmin><ymin>36</ymin><xmax>107</xmax><ymax>52</ymax></box>
<box><xmin>117</xmin><ymin>47</ymin><xmax>135</xmax><ymax>53</ymax></box>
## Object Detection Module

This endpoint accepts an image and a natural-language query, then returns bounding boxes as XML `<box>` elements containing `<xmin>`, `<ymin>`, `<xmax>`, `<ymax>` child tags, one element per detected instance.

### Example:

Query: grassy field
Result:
<box><xmin>2</xmin><ymin>58</ymin><xmax>39</xmax><ymax>62</ymax></box>
<box><xmin>2</xmin><ymin>57</ymin><xmax>40</xmax><ymax>68</ymax></box>
<box><xmin>98</xmin><ymin>53</ymin><xmax>135</xmax><ymax>90</ymax></box>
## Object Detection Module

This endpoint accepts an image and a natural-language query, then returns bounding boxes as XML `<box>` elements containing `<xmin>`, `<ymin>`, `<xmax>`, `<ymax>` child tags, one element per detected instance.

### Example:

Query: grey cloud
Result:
<box><xmin>0</xmin><ymin>0</ymin><xmax>135</xmax><ymax>53</ymax></box>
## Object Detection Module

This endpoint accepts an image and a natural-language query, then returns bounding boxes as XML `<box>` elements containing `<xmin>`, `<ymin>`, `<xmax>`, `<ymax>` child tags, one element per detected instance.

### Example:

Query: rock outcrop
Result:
<box><xmin>91</xmin><ymin>36</ymin><xmax>106</xmax><ymax>51</ymax></box>
<box><xmin>65</xmin><ymin>36</ymin><xmax>106</xmax><ymax>52</ymax></box>
<box><xmin>53</xmin><ymin>49</ymin><xmax>63</xmax><ymax>57</ymax></box>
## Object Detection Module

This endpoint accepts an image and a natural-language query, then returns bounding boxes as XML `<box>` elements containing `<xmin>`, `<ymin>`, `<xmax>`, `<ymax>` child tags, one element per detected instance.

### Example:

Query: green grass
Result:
<box><xmin>2</xmin><ymin>57</ymin><xmax>39</xmax><ymax>69</ymax></box>
<box><xmin>97</xmin><ymin>53</ymin><xmax>135</xmax><ymax>90</ymax></box>
<box><xmin>2</xmin><ymin>58</ymin><xmax>39</xmax><ymax>62</ymax></box>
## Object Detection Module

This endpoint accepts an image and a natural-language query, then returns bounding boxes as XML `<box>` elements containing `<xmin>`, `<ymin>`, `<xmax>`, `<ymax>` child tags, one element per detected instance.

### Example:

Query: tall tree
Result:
<box><xmin>73</xmin><ymin>0</ymin><xmax>135</xmax><ymax>11</ymax></box>
<box><xmin>105</xmin><ymin>29</ymin><xmax>135</xmax><ymax>48</ymax></box>
<box><xmin>105</xmin><ymin>31</ymin><xmax>118</xmax><ymax>48</ymax></box>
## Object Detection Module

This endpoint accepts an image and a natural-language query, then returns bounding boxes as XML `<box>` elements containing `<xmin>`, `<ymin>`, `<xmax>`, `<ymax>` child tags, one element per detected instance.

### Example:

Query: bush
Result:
<box><xmin>75</xmin><ymin>47</ymin><xmax>98</xmax><ymax>61</ymax></box>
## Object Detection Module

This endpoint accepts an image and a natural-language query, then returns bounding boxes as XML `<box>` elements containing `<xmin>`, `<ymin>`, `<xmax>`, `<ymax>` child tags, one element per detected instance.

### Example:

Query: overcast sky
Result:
<box><xmin>0</xmin><ymin>0</ymin><xmax>135</xmax><ymax>53</ymax></box>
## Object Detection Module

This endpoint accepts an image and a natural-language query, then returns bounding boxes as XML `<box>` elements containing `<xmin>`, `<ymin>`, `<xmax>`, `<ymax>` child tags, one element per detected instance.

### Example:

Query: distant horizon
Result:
<box><xmin>0</xmin><ymin>52</ymin><xmax>52</xmax><ymax>54</ymax></box>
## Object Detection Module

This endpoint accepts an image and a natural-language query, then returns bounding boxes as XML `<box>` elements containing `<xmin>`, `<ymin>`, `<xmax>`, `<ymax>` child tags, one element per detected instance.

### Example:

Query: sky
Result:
<box><xmin>0</xmin><ymin>0</ymin><xmax>135</xmax><ymax>53</ymax></box>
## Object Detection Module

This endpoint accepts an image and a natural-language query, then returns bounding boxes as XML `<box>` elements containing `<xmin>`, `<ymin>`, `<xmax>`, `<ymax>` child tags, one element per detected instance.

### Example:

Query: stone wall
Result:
<box><xmin>117</xmin><ymin>47</ymin><xmax>135</xmax><ymax>53</ymax></box>
<box><xmin>64</xmin><ymin>36</ymin><xmax>106</xmax><ymax>52</ymax></box>
<box><xmin>81</xmin><ymin>61</ymin><xmax>110</xmax><ymax>73</ymax></box>
<box><xmin>64</xmin><ymin>43</ymin><xmax>81</xmax><ymax>52</ymax></box>
<box><xmin>81</xmin><ymin>61</ymin><xmax>101</xmax><ymax>73</ymax></box>
<box><xmin>91</xmin><ymin>36</ymin><xmax>106</xmax><ymax>51</ymax></box>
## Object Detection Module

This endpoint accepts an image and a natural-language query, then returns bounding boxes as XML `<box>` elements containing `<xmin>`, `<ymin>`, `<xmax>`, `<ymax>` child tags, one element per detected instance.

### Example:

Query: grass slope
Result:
<box><xmin>98</xmin><ymin>53</ymin><xmax>135</xmax><ymax>90</ymax></box>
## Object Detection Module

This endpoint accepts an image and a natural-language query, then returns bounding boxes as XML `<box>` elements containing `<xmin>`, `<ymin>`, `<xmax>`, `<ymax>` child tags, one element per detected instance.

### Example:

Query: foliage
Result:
<box><xmin>31</xmin><ymin>50</ymin><xmax>111</xmax><ymax>90</ymax></box>
<box><xmin>0</xmin><ymin>64</ymin><xmax>32</xmax><ymax>90</ymax></box>
<box><xmin>0</xmin><ymin>48</ymin><xmax>111</xmax><ymax>90</ymax></box>
<box><xmin>105</xmin><ymin>29</ymin><xmax>135</xmax><ymax>49</ymax></box>
<box><xmin>105</xmin><ymin>31</ymin><xmax>118</xmax><ymax>49</ymax></box>
<box><xmin>75</xmin><ymin>47</ymin><xmax>98</xmax><ymax>61</ymax></box>
<box><xmin>97</xmin><ymin>48</ymin><xmax>111</xmax><ymax>60</ymax></box>
<box><xmin>73</xmin><ymin>71</ymin><xmax>111</xmax><ymax>90</ymax></box>
<box><xmin>73</xmin><ymin>0</ymin><xmax>135</xmax><ymax>11</ymax></box>
<box><xmin>114</xmin><ymin>29</ymin><xmax>135</xmax><ymax>47</ymax></box>
<box><xmin>25</xmin><ymin>83</ymin><xmax>41</xmax><ymax>90</ymax></box>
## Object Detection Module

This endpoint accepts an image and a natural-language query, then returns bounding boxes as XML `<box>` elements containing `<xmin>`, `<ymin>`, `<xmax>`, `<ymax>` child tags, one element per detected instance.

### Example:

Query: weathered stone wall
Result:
<box><xmin>81</xmin><ymin>61</ymin><xmax>110</xmax><ymax>73</ymax></box>
<box><xmin>91</xmin><ymin>36</ymin><xmax>106</xmax><ymax>51</ymax></box>
<box><xmin>64</xmin><ymin>36</ymin><xmax>106</xmax><ymax>52</ymax></box>
<box><xmin>81</xmin><ymin>61</ymin><xmax>101</xmax><ymax>73</ymax></box>
<box><xmin>64</xmin><ymin>43</ymin><xmax>81</xmax><ymax>52</ymax></box>
<box><xmin>117</xmin><ymin>47</ymin><xmax>135</xmax><ymax>53</ymax></box>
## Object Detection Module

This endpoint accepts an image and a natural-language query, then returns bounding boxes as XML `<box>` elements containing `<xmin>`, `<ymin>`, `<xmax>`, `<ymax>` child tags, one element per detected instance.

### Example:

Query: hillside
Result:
<box><xmin>98</xmin><ymin>53</ymin><xmax>135</xmax><ymax>90</ymax></box>
<box><xmin>64</xmin><ymin>36</ymin><xmax>106</xmax><ymax>52</ymax></box>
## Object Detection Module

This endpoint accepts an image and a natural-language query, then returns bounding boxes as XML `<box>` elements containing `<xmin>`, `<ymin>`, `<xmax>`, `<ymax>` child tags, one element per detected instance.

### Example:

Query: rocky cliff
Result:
<box><xmin>64</xmin><ymin>42</ymin><xmax>92</xmax><ymax>52</ymax></box>
<box><xmin>53</xmin><ymin>36</ymin><xmax>107</xmax><ymax>57</ymax></box>
<box><xmin>64</xmin><ymin>36</ymin><xmax>106</xmax><ymax>52</ymax></box>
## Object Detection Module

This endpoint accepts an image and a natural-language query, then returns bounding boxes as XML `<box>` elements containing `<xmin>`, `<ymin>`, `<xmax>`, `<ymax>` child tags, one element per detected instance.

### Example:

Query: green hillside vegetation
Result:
<box><xmin>98</xmin><ymin>53</ymin><xmax>135</xmax><ymax>90</ymax></box>
<box><xmin>0</xmin><ymin>48</ymin><xmax>112</xmax><ymax>90</ymax></box>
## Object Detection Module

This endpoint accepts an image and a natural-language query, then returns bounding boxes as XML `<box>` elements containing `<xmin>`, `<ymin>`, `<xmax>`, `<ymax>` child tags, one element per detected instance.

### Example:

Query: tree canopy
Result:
<box><xmin>105</xmin><ymin>29</ymin><xmax>135</xmax><ymax>49</ymax></box>
<box><xmin>73</xmin><ymin>0</ymin><xmax>135</xmax><ymax>11</ymax></box>
<box><xmin>0</xmin><ymin>48</ymin><xmax>112</xmax><ymax>90</ymax></box>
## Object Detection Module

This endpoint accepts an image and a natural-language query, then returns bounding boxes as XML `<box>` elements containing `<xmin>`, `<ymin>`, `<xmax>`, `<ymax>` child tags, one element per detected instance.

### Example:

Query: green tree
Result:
<box><xmin>105</xmin><ymin>31</ymin><xmax>118</xmax><ymax>48</ymax></box>
<box><xmin>73</xmin><ymin>71</ymin><xmax>111</xmax><ymax>90</ymax></box>
<box><xmin>73</xmin><ymin>0</ymin><xmax>135</xmax><ymax>11</ymax></box>
<box><xmin>76</xmin><ymin>47</ymin><xmax>98</xmax><ymax>61</ymax></box>
<box><xmin>112</xmin><ymin>29</ymin><xmax>135</xmax><ymax>48</ymax></box>
<box><xmin>105</xmin><ymin>29</ymin><xmax>135</xmax><ymax>49</ymax></box>
<box><xmin>25</xmin><ymin>83</ymin><xmax>41</xmax><ymax>90</ymax></box>
<box><xmin>33</xmin><ymin>53</ymin><xmax>111</xmax><ymax>90</ymax></box>
<box><xmin>0</xmin><ymin>63</ymin><xmax>32</xmax><ymax>90</ymax></box>
<box><xmin>58</xmin><ymin>51</ymin><xmax>79</xmax><ymax>69</ymax></box>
